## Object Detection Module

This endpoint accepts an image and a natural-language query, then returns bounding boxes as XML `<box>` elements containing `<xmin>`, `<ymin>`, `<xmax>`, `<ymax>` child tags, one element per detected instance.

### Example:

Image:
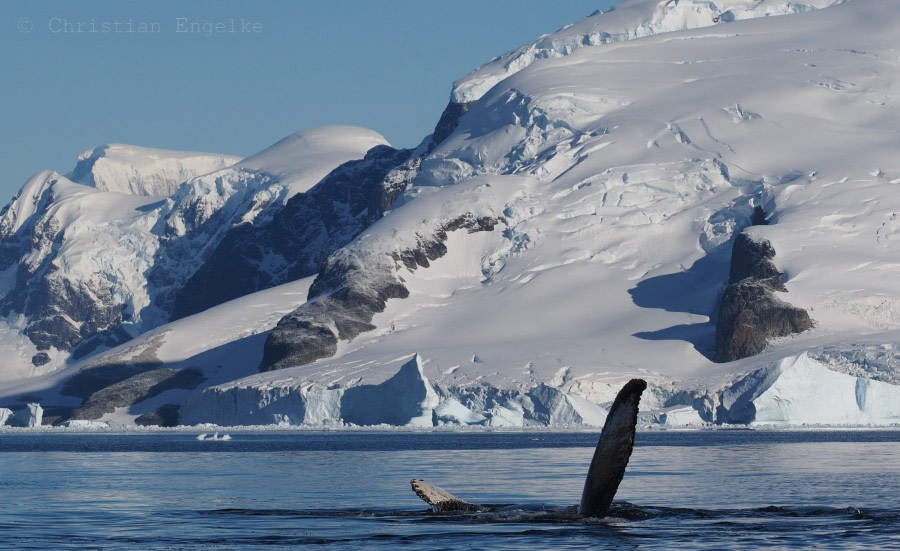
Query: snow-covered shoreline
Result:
<box><xmin>2</xmin><ymin>423</ymin><xmax>898</xmax><ymax>435</ymax></box>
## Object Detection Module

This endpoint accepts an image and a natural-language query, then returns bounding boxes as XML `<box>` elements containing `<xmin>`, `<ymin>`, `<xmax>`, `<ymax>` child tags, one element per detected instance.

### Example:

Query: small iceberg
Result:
<box><xmin>197</xmin><ymin>431</ymin><xmax>231</xmax><ymax>441</ymax></box>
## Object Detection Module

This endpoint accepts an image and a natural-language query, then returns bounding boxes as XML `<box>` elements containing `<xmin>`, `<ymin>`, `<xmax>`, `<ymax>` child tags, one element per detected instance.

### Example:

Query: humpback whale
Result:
<box><xmin>411</xmin><ymin>378</ymin><xmax>647</xmax><ymax>518</ymax></box>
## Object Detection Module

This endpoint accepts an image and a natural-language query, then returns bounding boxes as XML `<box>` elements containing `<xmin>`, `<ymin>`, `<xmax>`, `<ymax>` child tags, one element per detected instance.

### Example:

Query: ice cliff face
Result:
<box><xmin>0</xmin><ymin>403</ymin><xmax>43</xmax><ymax>427</ymax></box>
<box><xmin>181</xmin><ymin>355</ymin><xmax>440</xmax><ymax>427</ymax></box>
<box><xmin>181</xmin><ymin>354</ymin><xmax>611</xmax><ymax>427</ymax></box>
<box><xmin>719</xmin><ymin>353</ymin><xmax>900</xmax><ymax>425</ymax></box>
<box><xmin>69</xmin><ymin>144</ymin><xmax>241</xmax><ymax>196</ymax></box>
<box><xmin>182</xmin><ymin>351</ymin><xmax>900</xmax><ymax>427</ymax></box>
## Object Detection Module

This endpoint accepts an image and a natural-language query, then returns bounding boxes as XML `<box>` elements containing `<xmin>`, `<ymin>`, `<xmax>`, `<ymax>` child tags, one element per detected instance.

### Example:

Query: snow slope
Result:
<box><xmin>4</xmin><ymin>0</ymin><xmax>900</xmax><ymax>427</ymax></box>
<box><xmin>0</xmin><ymin>126</ymin><xmax>388</xmax><ymax>382</ymax></box>
<box><xmin>69</xmin><ymin>144</ymin><xmax>240</xmax><ymax>196</ymax></box>
<box><xmin>237</xmin><ymin>126</ymin><xmax>389</xmax><ymax>197</ymax></box>
<box><xmin>451</xmin><ymin>0</ymin><xmax>845</xmax><ymax>104</ymax></box>
<box><xmin>0</xmin><ymin>275</ymin><xmax>316</xmax><ymax>417</ymax></box>
<box><xmin>184</xmin><ymin>0</ymin><xmax>900</xmax><ymax>426</ymax></box>
<box><xmin>256</xmin><ymin>0</ymin><xmax>898</xmax><ymax>382</ymax></box>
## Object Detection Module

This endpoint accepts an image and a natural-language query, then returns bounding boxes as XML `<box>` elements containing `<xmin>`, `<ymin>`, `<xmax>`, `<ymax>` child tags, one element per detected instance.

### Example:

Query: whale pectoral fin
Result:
<box><xmin>410</xmin><ymin>479</ymin><xmax>481</xmax><ymax>512</ymax></box>
<box><xmin>578</xmin><ymin>378</ymin><xmax>647</xmax><ymax>518</ymax></box>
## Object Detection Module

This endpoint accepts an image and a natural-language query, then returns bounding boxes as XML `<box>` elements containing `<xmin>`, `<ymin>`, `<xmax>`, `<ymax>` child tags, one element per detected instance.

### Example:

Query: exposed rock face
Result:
<box><xmin>134</xmin><ymin>404</ymin><xmax>180</xmax><ymax>427</ymax></box>
<box><xmin>0</xmin><ymin>177</ymin><xmax>131</xmax><ymax>356</ymax></box>
<box><xmin>171</xmin><ymin>145</ymin><xmax>412</xmax><ymax>320</ymax></box>
<box><xmin>427</xmin><ymin>101</ymin><xmax>473</xmax><ymax>152</ymax></box>
<box><xmin>69</xmin><ymin>368</ymin><xmax>205</xmax><ymax>421</ymax></box>
<box><xmin>2</xmin><ymin>270</ymin><xmax>128</xmax><ymax>355</ymax></box>
<box><xmin>61</xmin><ymin>333</ymin><xmax>168</xmax><ymax>400</ymax></box>
<box><xmin>259</xmin><ymin>214</ymin><xmax>497</xmax><ymax>372</ymax></box>
<box><xmin>727</xmin><ymin>230</ymin><xmax>781</xmax><ymax>286</ymax></box>
<box><xmin>715</xmin><ymin>232</ymin><xmax>813</xmax><ymax>362</ymax></box>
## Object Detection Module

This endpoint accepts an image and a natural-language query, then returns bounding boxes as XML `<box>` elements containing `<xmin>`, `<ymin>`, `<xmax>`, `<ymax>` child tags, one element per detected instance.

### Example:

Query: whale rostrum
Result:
<box><xmin>410</xmin><ymin>479</ymin><xmax>483</xmax><ymax>512</ymax></box>
<box><xmin>411</xmin><ymin>378</ymin><xmax>647</xmax><ymax>518</ymax></box>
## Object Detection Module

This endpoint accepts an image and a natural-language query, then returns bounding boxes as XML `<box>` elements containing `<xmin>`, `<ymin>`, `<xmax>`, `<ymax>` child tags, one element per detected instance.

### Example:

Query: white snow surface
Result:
<box><xmin>189</xmin><ymin>0</ymin><xmax>900</xmax><ymax>426</ymax></box>
<box><xmin>265</xmin><ymin>0</ymin><xmax>900</xmax><ymax>389</ymax></box>
<box><xmin>0</xmin><ymin>275</ymin><xmax>316</xmax><ymax>407</ymax></box>
<box><xmin>237</xmin><ymin>126</ymin><xmax>390</xmax><ymax>196</ymax></box>
<box><xmin>70</xmin><ymin>144</ymin><xmax>241</xmax><ymax>196</ymax></box>
<box><xmin>5</xmin><ymin>0</ymin><xmax>900</xmax><ymax>428</ymax></box>
<box><xmin>451</xmin><ymin>0</ymin><xmax>845</xmax><ymax>103</ymax></box>
<box><xmin>0</xmin><ymin>126</ymin><xmax>386</xmax><ymax>382</ymax></box>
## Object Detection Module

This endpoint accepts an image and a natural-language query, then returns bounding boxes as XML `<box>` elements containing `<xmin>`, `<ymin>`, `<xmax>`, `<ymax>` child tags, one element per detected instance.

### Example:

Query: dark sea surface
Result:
<box><xmin>0</xmin><ymin>430</ymin><xmax>897</xmax><ymax>549</ymax></box>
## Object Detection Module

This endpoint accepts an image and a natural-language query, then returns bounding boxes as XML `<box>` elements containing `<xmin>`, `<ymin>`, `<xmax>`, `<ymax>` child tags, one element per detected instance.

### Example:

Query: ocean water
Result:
<box><xmin>0</xmin><ymin>430</ymin><xmax>897</xmax><ymax>549</ymax></box>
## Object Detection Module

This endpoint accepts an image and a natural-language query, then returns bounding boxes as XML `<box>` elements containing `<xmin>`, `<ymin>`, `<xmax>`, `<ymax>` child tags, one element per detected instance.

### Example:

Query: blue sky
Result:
<box><xmin>1</xmin><ymin>0</ymin><xmax>618</xmax><ymax>199</ymax></box>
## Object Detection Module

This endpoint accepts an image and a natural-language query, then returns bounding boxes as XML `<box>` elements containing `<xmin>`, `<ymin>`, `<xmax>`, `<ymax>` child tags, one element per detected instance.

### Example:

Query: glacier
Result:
<box><xmin>1</xmin><ymin>0</ymin><xmax>900</xmax><ymax>429</ymax></box>
<box><xmin>0</xmin><ymin>126</ymin><xmax>389</xmax><ymax>382</ymax></box>
<box><xmin>0</xmin><ymin>403</ymin><xmax>43</xmax><ymax>428</ymax></box>
<box><xmin>720</xmin><ymin>353</ymin><xmax>900</xmax><ymax>426</ymax></box>
<box><xmin>69</xmin><ymin>144</ymin><xmax>240</xmax><ymax>197</ymax></box>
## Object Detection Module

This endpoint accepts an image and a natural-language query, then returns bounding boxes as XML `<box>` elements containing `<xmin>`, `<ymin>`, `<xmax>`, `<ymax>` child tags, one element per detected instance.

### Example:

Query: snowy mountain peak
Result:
<box><xmin>0</xmin><ymin>171</ymin><xmax>97</xmax><ymax>238</ymax></box>
<box><xmin>236</xmin><ymin>126</ymin><xmax>390</xmax><ymax>196</ymax></box>
<box><xmin>0</xmin><ymin>125</ymin><xmax>396</xmax><ymax>383</ymax></box>
<box><xmin>69</xmin><ymin>143</ymin><xmax>241</xmax><ymax>196</ymax></box>
<box><xmin>451</xmin><ymin>0</ymin><xmax>845</xmax><ymax>104</ymax></box>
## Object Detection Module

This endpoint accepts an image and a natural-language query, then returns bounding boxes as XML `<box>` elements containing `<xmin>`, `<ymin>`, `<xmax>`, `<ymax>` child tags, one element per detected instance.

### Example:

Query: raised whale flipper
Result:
<box><xmin>578</xmin><ymin>378</ymin><xmax>647</xmax><ymax>517</ymax></box>
<box><xmin>409</xmin><ymin>379</ymin><xmax>646</xmax><ymax>517</ymax></box>
<box><xmin>410</xmin><ymin>479</ymin><xmax>482</xmax><ymax>512</ymax></box>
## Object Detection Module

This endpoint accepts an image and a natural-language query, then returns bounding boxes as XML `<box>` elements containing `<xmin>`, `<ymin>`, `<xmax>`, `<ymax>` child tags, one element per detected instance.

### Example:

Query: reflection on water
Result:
<box><xmin>0</xmin><ymin>431</ymin><xmax>897</xmax><ymax>549</ymax></box>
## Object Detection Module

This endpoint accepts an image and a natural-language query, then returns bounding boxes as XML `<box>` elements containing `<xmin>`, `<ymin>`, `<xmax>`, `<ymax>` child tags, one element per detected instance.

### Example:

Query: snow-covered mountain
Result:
<box><xmin>69</xmin><ymin>144</ymin><xmax>241</xmax><ymax>196</ymax></box>
<box><xmin>2</xmin><ymin>0</ymin><xmax>900</xmax><ymax>428</ymax></box>
<box><xmin>0</xmin><ymin>126</ymin><xmax>389</xmax><ymax>382</ymax></box>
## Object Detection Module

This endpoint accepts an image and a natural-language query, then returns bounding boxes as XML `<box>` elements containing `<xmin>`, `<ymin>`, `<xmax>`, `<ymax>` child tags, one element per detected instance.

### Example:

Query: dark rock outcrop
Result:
<box><xmin>427</xmin><ymin>101</ymin><xmax>473</xmax><ymax>152</ymax></box>
<box><xmin>715</xmin><ymin>232</ymin><xmax>813</xmax><ymax>362</ymax></box>
<box><xmin>727</xmin><ymin>231</ymin><xmax>782</xmax><ymax>287</ymax></box>
<box><xmin>0</xmin><ymin>178</ymin><xmax>135</xmax><ymax>356</ymax></box>
<box><xmin>134</xmin><ymin>404</ymin><xmax>180</xmax><ymax>427</ymax></box>
<box><xmin>1</xmin><ymin>263</ymin><xmax>129</xmax><ymax>355</ymax></box>
<box><xmin>0</xmin><ymin>98</ymin><xmax>465</xmax><ymax>362</ymax></box>
<box><xmin>259</xmin><ymin>214</ymin><xmax>497</xmax><ymax>372</ymax></box>
<box><xmin>69</xmin><ymin>367</ymin><xmax>205</xmax><ymax>420</ymax></box>
<box><xmin>171</xmin><ymin>145</ymin><xmax>412</xmax><ymax>320</ymax></box>
<box><xmin>39</xmin><ymin>405</ymin><xmax>74</xmax><ymax>426</ymax></box>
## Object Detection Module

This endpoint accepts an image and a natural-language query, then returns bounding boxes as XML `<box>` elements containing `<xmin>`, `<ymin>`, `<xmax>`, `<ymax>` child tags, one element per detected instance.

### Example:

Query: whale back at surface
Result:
<box><xmin>578</xmin><ymin>378</ymin><xmax>647</xmax><ymax>517</ymax></box>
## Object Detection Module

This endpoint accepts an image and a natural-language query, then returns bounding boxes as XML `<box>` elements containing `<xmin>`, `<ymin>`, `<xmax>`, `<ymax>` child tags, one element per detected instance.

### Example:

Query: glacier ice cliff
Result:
<box><xmin>718</xmin><ymin>353</ymin><xmax>900</xmax><ymax>425</ymax></box>
<box><xmin>0</xmin><ymin>403</ymin><xmax>43</xmax><ymax>427</ymax></box>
